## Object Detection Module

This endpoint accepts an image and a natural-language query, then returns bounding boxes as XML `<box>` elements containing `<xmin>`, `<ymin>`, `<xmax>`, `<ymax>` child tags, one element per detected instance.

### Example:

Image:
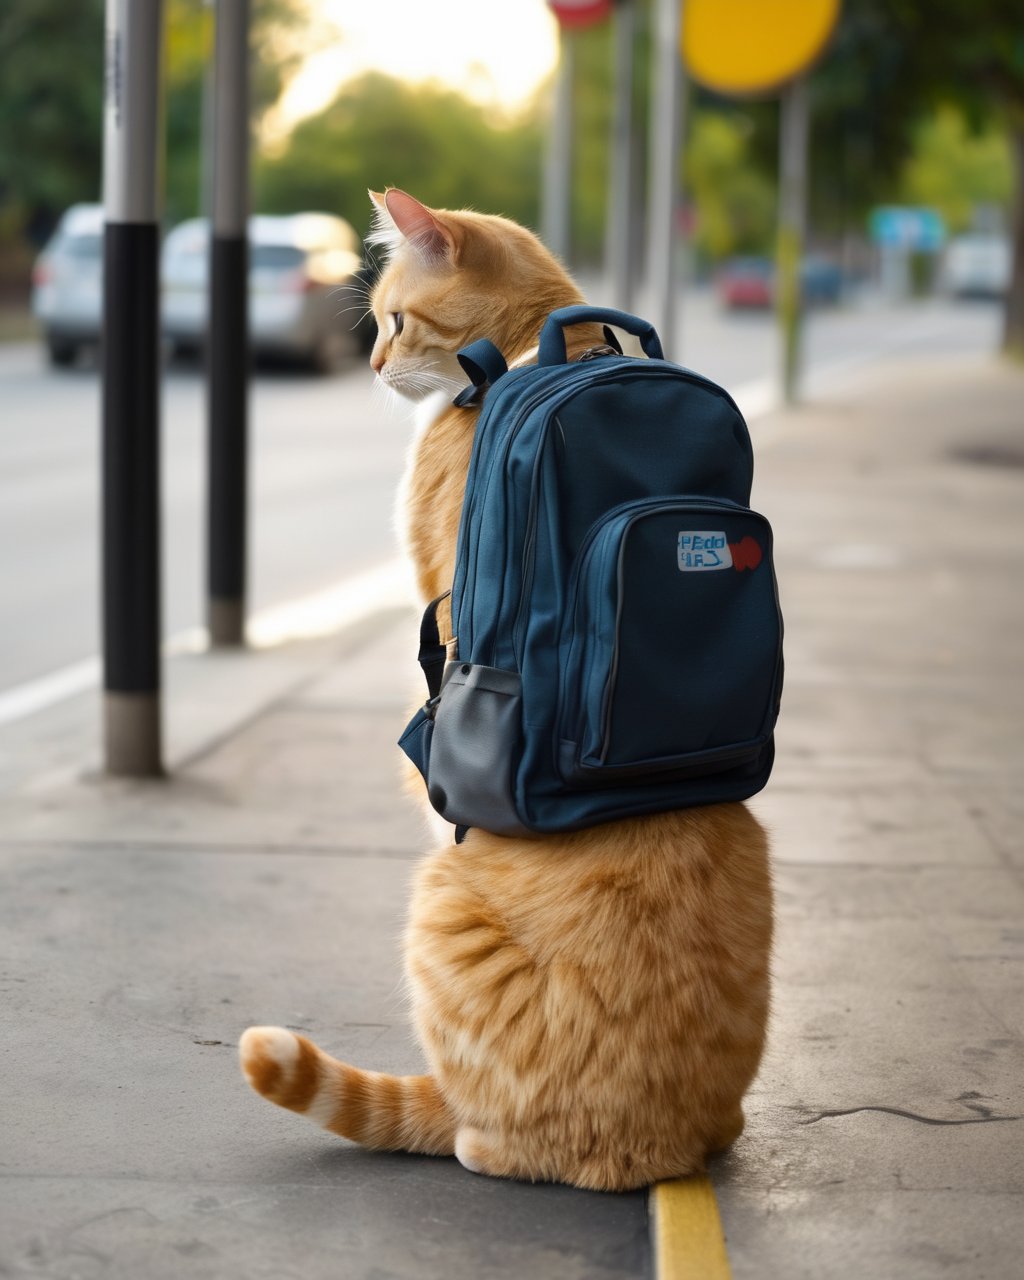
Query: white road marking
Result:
<box><xmin>0</xmin><ymin>558</ymin><xmax>413</xmax><ymax>727</ymax></box>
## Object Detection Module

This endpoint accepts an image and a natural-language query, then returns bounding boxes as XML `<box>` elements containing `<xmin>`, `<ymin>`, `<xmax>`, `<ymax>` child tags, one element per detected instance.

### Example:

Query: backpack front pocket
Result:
<box><xmin>557</xmin><ymin>499</ymin><xmax>782</xmax><ymax>785</ymax></box>
<box><xmin>425</xmin><ymin>662</ymin><xmax>530</xmax><ymax>836</ymax></box>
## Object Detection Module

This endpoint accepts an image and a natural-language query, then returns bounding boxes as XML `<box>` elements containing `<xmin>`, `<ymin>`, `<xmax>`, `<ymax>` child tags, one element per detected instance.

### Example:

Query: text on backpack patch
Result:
<box><xmin>677</xmin><ymin>532</ymin><xmax>763</xmax><ymax>572</ymax></box>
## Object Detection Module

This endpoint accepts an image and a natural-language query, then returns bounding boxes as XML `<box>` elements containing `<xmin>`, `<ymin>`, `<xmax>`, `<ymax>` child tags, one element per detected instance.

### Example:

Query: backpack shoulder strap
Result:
<box><xmin>417</xmin><ymin>591</ymin><xmax>451</xmax><ymax>701</ymax></box>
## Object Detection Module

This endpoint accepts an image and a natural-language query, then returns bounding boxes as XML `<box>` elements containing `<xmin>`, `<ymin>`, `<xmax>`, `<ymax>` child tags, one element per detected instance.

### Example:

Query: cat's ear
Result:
<box><xmin>379</xmin><ymin>189</ymin><xmax>458</xmax><ymax>265</ymax></box>
<box><xmin>367</xmin><ymin>189</ymin><xmax>400</xmax><ymax>256</ymax></box>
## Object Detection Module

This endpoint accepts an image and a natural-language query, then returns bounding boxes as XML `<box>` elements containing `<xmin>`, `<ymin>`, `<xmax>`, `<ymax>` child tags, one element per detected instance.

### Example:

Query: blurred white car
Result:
<box><xmin>162</xmin><ymin>213</ymin><xmax>367</xmax><ymax>369</ymax></box>
<box><xmin>32</xmin><ymin>206</ymin><xmax>372</xmax><ymax>371</ymax></box>
<box><xmin>942</xmin><ymin>234</ymin><xmax>1011</xmax><ymax>299</ymax></box>
<box><xmin>31</xmin><ymin>203</ymin><xmax>105</xmax><ymax>365</ymax></box>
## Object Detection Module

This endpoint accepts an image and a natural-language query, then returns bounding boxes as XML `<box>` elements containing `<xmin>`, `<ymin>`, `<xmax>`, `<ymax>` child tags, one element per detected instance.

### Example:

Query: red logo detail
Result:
<box><xmin>729</xmin><ymin>536</ymin><xmax>763</xmax><ymax>571</ymax></box>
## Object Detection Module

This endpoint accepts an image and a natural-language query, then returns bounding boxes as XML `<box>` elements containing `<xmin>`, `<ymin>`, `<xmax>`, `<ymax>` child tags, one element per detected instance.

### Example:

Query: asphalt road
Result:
<box><xmin>0</xmin><ymin>290</ymin><xmax>1002</xmax><ymax>697</ymax></box>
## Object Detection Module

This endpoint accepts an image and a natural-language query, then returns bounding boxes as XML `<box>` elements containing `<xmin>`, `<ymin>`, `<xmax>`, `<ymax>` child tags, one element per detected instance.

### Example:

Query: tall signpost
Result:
<box><xmin>778</xmin><ymin>75</ymin><xmax>808</xmax><ymax>402</ymax></box>
<box><xmin>648</xmin><ymin>0</ymin><xmax>685</xmax><ymax>359</ymax></box>
<box><xmin>101</xmin><ymin>0</ymin><xmax>165</xmax><ymax>776</ymax></box>
<box><xmin>544</xmin><ymin>2</ymin><xmax>612</xmax><ymax>263</ymax></box>
<box><xmin>606</xmin><ymin>0</ymin><xmax>638</xmax><ymax>311</ymax></box>
<box><xmin>542</xmin><ymin>26</ymin><xmax>575</xmax><ymax>261</ymax></box>
<box><xmin>683</xmin><ymin>0</ymin><xmax>841</xmax><ymax>402</ymax></box>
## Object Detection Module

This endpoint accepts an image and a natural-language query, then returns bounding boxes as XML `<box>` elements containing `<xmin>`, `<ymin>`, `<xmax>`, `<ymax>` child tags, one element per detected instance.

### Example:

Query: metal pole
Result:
<box><xmin>101</xmin><ymin>0</ymin><xmax>165</xmax><ymax>777</ymax></box>
<box><xmin>778</xmin><ymin>76</ymin><xmax>808</xmax><ymax>403</ymax></box>
<box><xmin>605</xmin><ymin>0</ymin><xmax>636</xmax><ymax>311</ymax></box>
<box><xmin>199</xmin><ymin>0</ymin><xmax>216</xmax><ymax>219</ymax></box>
<box><xmin>207</xmin><ymin>0</ymin><xmax>251</xmax><ymax>646</ymax></box>
<box><xmin>542</xmin><ymin>31</ymin><xmax>574</xmax><ymax>262</ymax></box>
<box><xmin>648</xmin><ymin>0</ymin><xmax>685</xmax><ymax>358</ymax></box>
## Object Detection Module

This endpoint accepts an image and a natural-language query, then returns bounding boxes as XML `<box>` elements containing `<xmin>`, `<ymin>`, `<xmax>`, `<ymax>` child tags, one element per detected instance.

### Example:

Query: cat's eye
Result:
<box><xmin>391</xmin><ymin>312</ymin><xmax>404</xmax><ymax>337</ymax></box>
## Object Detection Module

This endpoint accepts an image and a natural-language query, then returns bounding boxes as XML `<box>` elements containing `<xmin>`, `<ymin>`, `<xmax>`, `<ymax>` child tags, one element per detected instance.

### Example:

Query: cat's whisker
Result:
<box><xmin>336</xmin><ymin>306</ymin><xmax>374</xmax><ymax>332</ymax></box>
<box><xmin>408</xmin><ymin>360</ymin><xmax>466</xmax><ymax>393</ymax></box>
<box><xmin>412</xmin><ymin>374</ymin><xmax>465</xmax><ymax>396</ymax></box>
<box><xmin>332</xmin><ymin>283</ymin><xmax>372</xmax><ymax>306</ymax></box>
<box><xmin>403</xmin><ymin>374</ymin><xmax>462</xmax><ymax>399</ymax></box>
<box><xmin>372</xmin><ymin>374</ymin><xmax>414</xmax><ymax>417</ymax></box>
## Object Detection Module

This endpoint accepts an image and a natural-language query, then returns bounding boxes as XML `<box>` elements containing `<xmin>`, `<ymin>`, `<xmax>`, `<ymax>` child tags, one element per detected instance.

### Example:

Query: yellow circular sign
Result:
<box><xmin>683</xmin><ymin>0</ymin><xmax>841</xmax><ymax>96</ymax></box>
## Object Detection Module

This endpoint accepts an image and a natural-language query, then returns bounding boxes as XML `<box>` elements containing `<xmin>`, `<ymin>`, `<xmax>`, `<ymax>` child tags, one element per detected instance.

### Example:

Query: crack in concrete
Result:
<box><xmin>794</xmin><ymin>1104</ymin><xmax>1022</xmax><ymax>1127</ymax></box>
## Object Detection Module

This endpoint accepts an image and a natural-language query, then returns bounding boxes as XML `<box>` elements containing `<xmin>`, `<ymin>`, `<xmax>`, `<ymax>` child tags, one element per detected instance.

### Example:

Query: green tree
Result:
<box><xmin>254</xmin><ymin>73</ymin><xmax>544</xmax><ymax>240</ymax></box>
<box><xmin>883</xmin><ymin>0</ymin><xmax>1024</xmax><ymax>356</ymax></box>
<box><xmin>165</xmin><ymin>0</ymin><xmax>308</xmax><ymax>224</ymax></box>
<box><xmin>900</xmin><ymin>107</ymin><xmax>1012</xmax><ymax>234</ymax></box>
<box><xmin>794</xmin><ymin>0</ymin><xmax>1024</xmax><ymax>353</ymax></box>
<box><xmin>0</xmin><ymin>0</ymin><xmax>105</xmax><ymax>243</ymax></box>
<box><xmin>686</xmin><ymin>113</ymin><xmax>775</xmax><ymax>262</ymax></box>
<box><xmin>0</xmin><ymin>0</ymin><xmax>306</xmax><ymax>247</ymax></box>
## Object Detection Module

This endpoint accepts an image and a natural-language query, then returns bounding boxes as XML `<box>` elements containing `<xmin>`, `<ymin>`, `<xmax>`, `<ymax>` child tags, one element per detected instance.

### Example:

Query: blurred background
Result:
<box><xmin>2</xmin><ymin>0</ymin><xmax>1020</xmax><ymax>341</ymax></box>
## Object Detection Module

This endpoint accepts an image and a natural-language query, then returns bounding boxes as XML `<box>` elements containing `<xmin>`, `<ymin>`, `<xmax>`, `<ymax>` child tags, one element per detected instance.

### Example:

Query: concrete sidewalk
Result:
<box><xmin>1</xmin><ymin>351</ymin><xmax>1022</xmax><ymax>1278</ymax></box>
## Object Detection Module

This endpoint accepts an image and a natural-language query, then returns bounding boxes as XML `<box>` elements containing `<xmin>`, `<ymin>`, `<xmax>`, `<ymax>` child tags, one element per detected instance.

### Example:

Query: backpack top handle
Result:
<box><xmin>538</xmin><ymin>305</ymin><xmax>665</xmax><ymax>367</ymax></box>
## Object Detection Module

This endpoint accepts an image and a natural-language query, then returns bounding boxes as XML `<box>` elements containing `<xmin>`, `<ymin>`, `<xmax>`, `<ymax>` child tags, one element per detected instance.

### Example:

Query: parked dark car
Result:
<box><xmin>799</xmin><ymin>255</ymin><xmax>843</xmax><ymax>306</ymax></box>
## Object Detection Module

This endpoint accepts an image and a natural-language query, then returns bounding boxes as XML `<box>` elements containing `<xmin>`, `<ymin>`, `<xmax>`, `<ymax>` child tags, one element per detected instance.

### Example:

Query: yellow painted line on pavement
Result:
<box><xmin>651</xmin><ymin>1176</ymin><xmax>732</xmax><ymax>1280</ymax></box>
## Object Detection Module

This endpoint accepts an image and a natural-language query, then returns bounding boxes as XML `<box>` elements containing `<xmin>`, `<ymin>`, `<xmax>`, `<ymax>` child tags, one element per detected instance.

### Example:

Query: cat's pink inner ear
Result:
<box><xmin>384</xmin><ymin>189</ymin><xmax>456</xmax><ymax>263</ymax></box>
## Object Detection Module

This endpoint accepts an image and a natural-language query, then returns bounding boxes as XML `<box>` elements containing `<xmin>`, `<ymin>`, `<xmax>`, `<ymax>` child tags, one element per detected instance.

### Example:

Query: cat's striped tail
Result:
<box><xmin>239</xmin><ymin>1026</ymin><xmax>456</xmax><ymax>1156</ymax></box>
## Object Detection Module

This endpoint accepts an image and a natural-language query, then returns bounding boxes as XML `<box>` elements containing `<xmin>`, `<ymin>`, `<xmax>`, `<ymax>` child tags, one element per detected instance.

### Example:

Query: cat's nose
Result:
<box><xmin>370</xmin><ymin>346</ymin><xmax>386</xmax><ymax>374</ymax></box>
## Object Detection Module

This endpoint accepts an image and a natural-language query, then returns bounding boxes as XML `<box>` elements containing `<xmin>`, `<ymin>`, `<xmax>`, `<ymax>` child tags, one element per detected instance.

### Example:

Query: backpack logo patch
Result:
<box><xmin>678</xmin><ymin>532</ymin><xmax>762</xmax><ymax>572</ymax></box>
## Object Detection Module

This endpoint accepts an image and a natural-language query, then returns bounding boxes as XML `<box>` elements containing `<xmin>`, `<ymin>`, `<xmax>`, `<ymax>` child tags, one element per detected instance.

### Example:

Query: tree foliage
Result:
<box><xmin>0</xmin><ymin>0</ymin><xmax>105</xmax><ymax>243</ymax></box>
<box><xmin>686</xmin><ymin>113</ymin><xmax>775</xmax><ymax>260</ymax></box>
<box><xmin>2</xmin><ymin>0</ymin><xmax>1023</xmax><ymax>346</ymax></box>
<box><xmin>254</xmin><ymin>73</ymin><xmax>544</xmax><ymax>239</ymax></box>
<box><xmin>869</xmin><ymin>0</ymin><xmax>1024</xmax><ymax>354</ymax></box>
<box><xmin>900</xmin><ymin>107</ymin><xmax>1012</xmax><ymax>234</ymax></box>
<box><xmin>802</xmin><ymin>0</ymin><xmax>1024</xmax><ymax>350</ymax></box>
<box><xmin>165</xmin><ymin>0</ymin><xmax>308</xmax><ymax>224</ymax></box>
<box><xmin>0</xmin><ymin>0</ymin><xmax>306</xmax><ymax>245</ymax></box>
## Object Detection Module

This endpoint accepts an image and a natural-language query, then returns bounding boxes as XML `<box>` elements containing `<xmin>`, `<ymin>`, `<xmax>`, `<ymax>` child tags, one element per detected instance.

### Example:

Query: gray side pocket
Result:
<box><xmin>427</xmin><ymin>663</ymin><xmax>528</xmax><ymax>836</ymax></box>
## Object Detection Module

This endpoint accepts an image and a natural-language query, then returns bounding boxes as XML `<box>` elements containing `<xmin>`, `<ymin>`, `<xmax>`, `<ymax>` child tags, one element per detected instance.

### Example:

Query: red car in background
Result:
<box><xmin>717</xmin><ymin>256</ymin><xmax>774</xmax><ymax>309</ymax></box>
<box><xmin>717</xmin><ymin>254</ymin><xmax>845</xmax><ymax>310</ymax></box>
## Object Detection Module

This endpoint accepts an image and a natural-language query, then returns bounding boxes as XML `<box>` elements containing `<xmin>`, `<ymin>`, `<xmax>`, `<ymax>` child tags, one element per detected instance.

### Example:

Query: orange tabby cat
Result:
<box><xmin>239</xmin><ymin>189</ymin><xmax>773</xmax><ymax>1192</ymax></box>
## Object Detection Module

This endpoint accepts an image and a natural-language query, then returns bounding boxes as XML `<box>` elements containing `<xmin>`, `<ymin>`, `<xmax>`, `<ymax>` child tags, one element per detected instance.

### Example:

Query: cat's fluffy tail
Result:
<box><xmin>239</xmin><ymin>1026</ymin><xmax>456</xmax><ymax>1155</ymax></box>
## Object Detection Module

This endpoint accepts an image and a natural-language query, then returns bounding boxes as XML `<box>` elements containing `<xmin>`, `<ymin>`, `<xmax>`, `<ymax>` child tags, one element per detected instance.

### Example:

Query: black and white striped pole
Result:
<box><xmin>207</xmin><ymin>0</ymin><xmax>251</xmax><ymax>647</ymax></box>
<box><xmin>101</xmin><ymin>0</ymin><xmax>165</xmax><ymax>777</ymax></box>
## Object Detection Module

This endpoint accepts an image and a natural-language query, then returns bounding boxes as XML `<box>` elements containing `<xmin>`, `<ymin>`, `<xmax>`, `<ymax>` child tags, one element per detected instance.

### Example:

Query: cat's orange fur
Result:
<box><xmin>240</xmin><ymin>190</ymin><xmax>773</xmax><ymax>1192</ymax></box>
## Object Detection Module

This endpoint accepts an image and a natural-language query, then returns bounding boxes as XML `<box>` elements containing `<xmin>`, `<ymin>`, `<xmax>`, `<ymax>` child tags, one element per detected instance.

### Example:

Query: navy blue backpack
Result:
<box><xmin>399</xmin><ymin>305</ymin><xmax>783</xmax><ymax>836</ymax></box>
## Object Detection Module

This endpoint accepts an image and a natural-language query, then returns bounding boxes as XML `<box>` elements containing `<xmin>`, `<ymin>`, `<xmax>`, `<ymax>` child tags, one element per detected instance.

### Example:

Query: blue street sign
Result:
<box><xmin>869</xmin><ymin>206</ymin><xmax>946</xmax><ymax>253</ymax></box>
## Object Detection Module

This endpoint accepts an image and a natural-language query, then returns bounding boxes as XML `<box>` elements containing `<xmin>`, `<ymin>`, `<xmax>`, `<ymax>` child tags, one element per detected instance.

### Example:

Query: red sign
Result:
<box><xmin>548</xmin><ymin>1</ymin><xmax>613</xmax><ymax>30</ymax></box>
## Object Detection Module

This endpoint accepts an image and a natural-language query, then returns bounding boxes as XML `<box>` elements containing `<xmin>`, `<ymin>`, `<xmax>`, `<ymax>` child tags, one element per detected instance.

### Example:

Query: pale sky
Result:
<box><xmin>262</xmin><ymin>0</ymin><xmax>561</xmax><ymax>146</ymax></box>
